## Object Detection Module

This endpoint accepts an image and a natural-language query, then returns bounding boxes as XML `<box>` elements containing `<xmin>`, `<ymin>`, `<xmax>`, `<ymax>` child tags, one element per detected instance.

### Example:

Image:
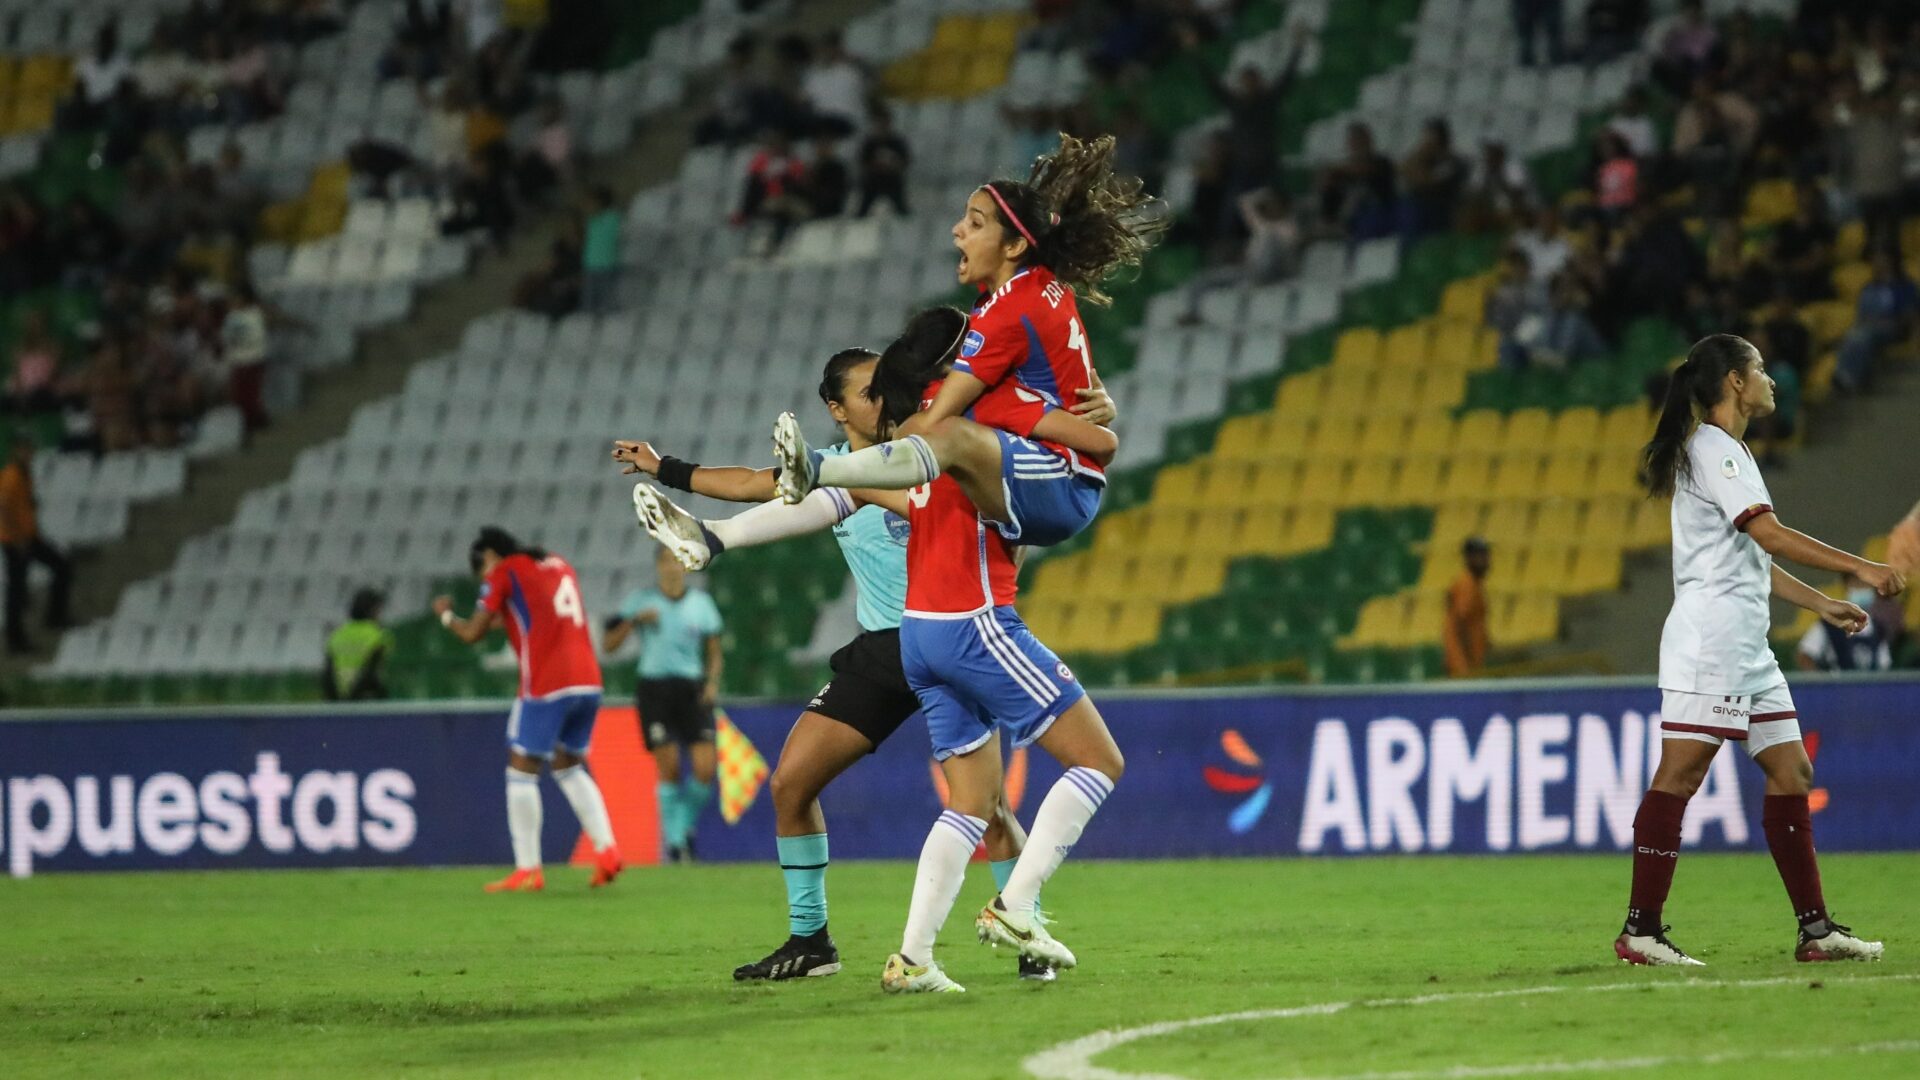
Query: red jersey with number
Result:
<box><xmin>903</xmin><ymin>380</ymin><xmax>1041</xmax><ymax>616</ymax></box>
<box><xmin>479</xmin><ymin>552</ymin><xmax>603</xmax><ymax>698</ymax></box>
<box><xmin>958</xmin><ymin>264</ymin><xmax>1105</xmax><ymax>480</ymax></box>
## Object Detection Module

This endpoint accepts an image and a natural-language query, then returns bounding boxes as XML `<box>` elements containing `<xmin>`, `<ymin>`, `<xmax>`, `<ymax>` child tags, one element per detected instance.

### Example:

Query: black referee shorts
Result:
<box><xmin>636</xmin><ymin>677</ymin><xmax>716</xmax><ymax>750</ymax></box>
<box><xmin>807</xmin><ymin>628</ymin><xmax>922</xmax><ymax>751</ymax></box>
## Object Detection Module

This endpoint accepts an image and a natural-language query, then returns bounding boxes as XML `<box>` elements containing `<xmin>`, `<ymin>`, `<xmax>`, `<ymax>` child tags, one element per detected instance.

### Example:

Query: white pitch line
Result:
<box><xmin>1023</xmin><ymin>972</ymin><xmax>1920</xmax><ymax>1080</ymax></box>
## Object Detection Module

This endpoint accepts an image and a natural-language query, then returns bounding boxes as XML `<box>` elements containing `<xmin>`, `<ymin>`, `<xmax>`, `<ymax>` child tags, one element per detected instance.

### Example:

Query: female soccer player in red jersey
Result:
<box><xmin>773</xmin><ymin>134</ymin><xmax>1164</xmax><ymax>551</ymax></box>
<box><xmin>1617</xmin><ymin>334</ymin><xmax>1904</xmax><ymax>966</ymax></box>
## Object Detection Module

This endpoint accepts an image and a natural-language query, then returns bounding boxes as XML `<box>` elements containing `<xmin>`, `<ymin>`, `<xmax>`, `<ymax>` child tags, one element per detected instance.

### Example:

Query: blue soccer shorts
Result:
<box><xmin>507</xmin><ymin>690</ymin><xmax>603</xmax><ymax>757</ymax></box>
<box><xmin>988</xmin><ymin>428</ymin><xmax>1103</xmax><ymax>547</ymax></box>
<box><xmin>901</xmin><ymin>606</ymin><xmax>1086</xmax><ymax>760</ymax></box>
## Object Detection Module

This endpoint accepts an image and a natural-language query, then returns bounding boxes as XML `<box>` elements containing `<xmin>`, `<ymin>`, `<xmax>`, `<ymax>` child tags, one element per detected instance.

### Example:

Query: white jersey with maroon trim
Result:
<box><xmin>1657</xmin><ymin>423</ymin><xmax>1783</xmax><ymax>696</ymax></box>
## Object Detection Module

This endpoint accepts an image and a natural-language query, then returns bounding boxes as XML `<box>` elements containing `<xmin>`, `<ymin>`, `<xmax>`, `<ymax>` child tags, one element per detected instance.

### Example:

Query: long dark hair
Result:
<box><xmin>1639</xmin><ymin>333</ymin><xmax>1757</xmax><ymax>499</ymax></box>
<box><xmin>871</xmin><ymin>307</ymin><xmax>969</xmax><ymax>429</ymax></box>
<box><xmin>470</xmin><ymin>525</ymin><xmax>548</xmax><ymax>574</ymax></box>
<box><xmin>980</xmin><ymin>133</ymin><xmax>1166</xmax><ymax>307</ymax></box>
<box><xmin>816</xmin><ymin>347</ymin><xmax>879</xmax><ymax>406</ymax></box>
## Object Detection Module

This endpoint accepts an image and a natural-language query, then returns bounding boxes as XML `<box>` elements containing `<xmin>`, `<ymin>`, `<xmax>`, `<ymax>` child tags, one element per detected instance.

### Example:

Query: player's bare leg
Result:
<box><xmin>1614</xmin><ymin>738</ymin><xmax>1717</xmax><ymax>964</ymax></box>
<box><xmin>979</xmin><ymin>698</ymin><xmax>1121</xmax><ymax>970</ymax></box>
<box><xmin>736</xmin><ymin>713</ymin><xmax>868</xmax><ymax>981</ymax></box>
<box><xmin>486</xmin><ymin>751</ymin><xmax>548</xmax><ymax>893</ymax></box>
<box><xmin>1753</xmin><ymin>740</ymin><xmax>1883</xmax><ymax>961</ymax></box>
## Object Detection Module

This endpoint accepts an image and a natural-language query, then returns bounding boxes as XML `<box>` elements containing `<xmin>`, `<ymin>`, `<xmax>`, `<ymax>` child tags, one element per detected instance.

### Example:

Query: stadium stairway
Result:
<box><xmin>2</xmin><ymin>0</ymin><xmax>893</xmax><ymax>701</ymax></box>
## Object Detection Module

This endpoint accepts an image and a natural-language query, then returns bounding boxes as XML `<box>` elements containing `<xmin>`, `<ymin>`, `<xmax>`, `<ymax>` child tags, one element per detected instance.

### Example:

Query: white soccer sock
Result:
<box><xmin>1001</xmin><ymin>767</ymin><xmax>1114</xmax><ymax>916</ymax></box>
<box><xmin>708</xmin><ymin>488</ymin><xmax>852</xmax><ymax>551</ymax></box>
<box><xmin>551</xmin><ymin>764</ymin><xmax>615</xmax><ymax>852</ymax></box>
<box><xmin>900</xmin><ymin>810</ymin><xmax>986</xmax><ymax>963</ymax></box>
<box><xmin>505</xmin><ymin>767</ymin><xmax>544</xmax><ymax>870</ymax></box>
<box><xmin>815</xmin><ymin>435</ymin><xmax>940</xmax><ymax>491</ymax></box>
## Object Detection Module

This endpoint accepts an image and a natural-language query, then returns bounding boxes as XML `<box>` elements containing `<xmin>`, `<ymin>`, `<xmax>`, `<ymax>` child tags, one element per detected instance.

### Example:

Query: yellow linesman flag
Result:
<box><xmin>714</xmin><ymin>710</ymin><xmax>769</xmax><ymax>825</ymax></box>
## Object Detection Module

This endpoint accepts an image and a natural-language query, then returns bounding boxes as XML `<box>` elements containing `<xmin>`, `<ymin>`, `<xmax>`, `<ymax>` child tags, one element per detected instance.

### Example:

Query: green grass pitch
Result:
<box><xmin>8</xmin><ymin>854</ymin><xmax>1918</xmax><ymax>1078</ymax></box>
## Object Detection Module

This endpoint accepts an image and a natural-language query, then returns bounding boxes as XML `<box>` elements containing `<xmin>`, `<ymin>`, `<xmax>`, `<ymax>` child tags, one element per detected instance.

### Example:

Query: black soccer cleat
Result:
<box><xmin>733</xmin><ymin>929</ymin><xmax>842</xmax><ymax>981</ymax></box>
<box><xmin>1018</xmin><ymin>954</ymin><xmax>1057</xmax><ymax>983</ymax></box>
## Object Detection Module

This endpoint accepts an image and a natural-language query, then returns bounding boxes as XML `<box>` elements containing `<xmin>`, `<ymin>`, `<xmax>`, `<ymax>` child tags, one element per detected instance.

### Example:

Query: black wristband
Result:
<box><xmin>657</xmin><ymin>456</ymin><xmax>697</xmax><ymax>492</ymax></box>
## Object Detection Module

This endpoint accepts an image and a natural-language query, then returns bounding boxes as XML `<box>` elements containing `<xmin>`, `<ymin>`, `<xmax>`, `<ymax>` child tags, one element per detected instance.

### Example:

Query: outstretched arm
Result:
<box><xmin>905</xmin><ymin>371</ymin><xmax>990</xmax><ymax>434</ymax></box>
<box><xmin>1747</xmin><ymin>513</ymin><xmax>1906</xmax><ymax>596</ymax></box>
<box><xmin>613</xmin><ymin>439</ymin><xmax>778</xmax><ymax>503</ymax></box>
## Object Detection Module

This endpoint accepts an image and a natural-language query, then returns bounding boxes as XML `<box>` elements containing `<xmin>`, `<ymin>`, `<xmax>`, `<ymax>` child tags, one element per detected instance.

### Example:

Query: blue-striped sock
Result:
<box><xmin>778</xmin><ymin>833</ymin><xmax>830</xmax><ymax>935</ymax></box>
<box><xmin>657</xmin><ymin>780</ymin><xmax>686</xmax><ymax>850</ymax></box>
<box><xmin>991</xmin><ymin>856</ymin><xmax>1041</xmax><ymax>915</ymax></box>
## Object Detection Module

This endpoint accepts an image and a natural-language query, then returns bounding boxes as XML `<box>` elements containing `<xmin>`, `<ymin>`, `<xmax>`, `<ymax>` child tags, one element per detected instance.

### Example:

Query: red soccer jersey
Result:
<box><xmin>956</xmin><ymin>264</ymin><xmax>1105</xmax><ymax>478</ymax></box>
<box><xmin>903</xmin><ymin>379</ymin><xmax>1030</xmax><ymax>616</ymax></box>
<box><xmin>479</xmin><ymin>552</ymin><xmax>604</xmax><ymax>698</ymax></box>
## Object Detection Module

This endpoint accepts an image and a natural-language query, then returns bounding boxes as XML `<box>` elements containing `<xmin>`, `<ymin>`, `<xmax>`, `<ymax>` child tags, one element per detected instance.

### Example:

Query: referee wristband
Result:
<box><xmin>440</xmin><ymin>609</ymin><xmax>455</xmax><ymax>627</ymax></box>
<box><xmin>657</xmin><ymin>456</ymin><xmax>698</xmax><ymax>492</ymax></box>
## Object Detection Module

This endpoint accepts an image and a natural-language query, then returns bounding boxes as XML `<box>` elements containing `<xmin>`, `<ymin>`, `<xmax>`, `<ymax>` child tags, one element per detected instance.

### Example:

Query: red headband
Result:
<box><xmin>982</xmin><ymin>183</ymin><xmax>1048</xmax><ymax>251</ymax></box>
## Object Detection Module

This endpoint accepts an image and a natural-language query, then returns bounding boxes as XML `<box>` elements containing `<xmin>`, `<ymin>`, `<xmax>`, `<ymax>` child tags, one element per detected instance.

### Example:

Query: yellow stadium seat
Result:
<box><xmin>1496</xmin><ymin>594</ymin><xmax>1561</xmax><ymax>645</ymax></box>
<box><xmin>1629</xmin><ymin>498</ymin><xmax>1671</xmax><ymax>547</ymax></box>
<box><xmin>1020</xmin><ymin>599</ymin><xmax>1075</xmax><ymax>647</ymax></box>
<box><xmin>1306</xmin><ymin>415</ymin><xmax>1364</xmax><ymax>460</ymax></box>
<box><xmin>1406</xmin><ymin>414</ymin><xmax>1456</xmax><ymax>458</ymax></box>
<box><xmin>1321</xmin><ymin>378</ymin><xmax>1374</xmax><ymax>417</ymax></box>
<box><xmin>1591</xmin><ymin>452</ymin><xmax>1639</xmax><ymax>496</ymax></box>
<box><xmin>1184</xmin><ymin>510</ymin><xmax>1241</xmax><ymax>556</ymax></box>
<box><xmin>1532</xmin><ymin>500</ymin><xmax>1583</xmax><ymax>544</ymax></box>
<box><xmin>1583</xmin><ymin>496</ymin><xmax>1632</xmax><ymax>542</ymax></box>
<box><xmin>976</xmin><ymin>13</ymin><xmax>1030</xmax><ymax>51</ymax></box>
<box><xmin>1467</xmin><ymin>327</ymin><xmax>1502</xmax><ymax>370</ymax></box>
<box><xmin>1356</xmin><ymin>415</ymin><xmax>1408</xmax><ymax>459</ymax></box>
<box><xmin>1438</xmin><ymin>454</ymin><xmax>1496</xmax><ymax>503</ymax></box>
<box><xmin>1541</xmin><ymin>451</ymin><xmax>1595</xmax><ymax>496</ymax></box>
<box><xmin>1139</xmin><ymin>510</ymin><xmax>1195</xmax><ymax>554</ymax></box>
<box><xmin>1230</xmin><ymin>507</ymin><xmax>1289</xmax><ymax>555</ymax></box>
<box><xmin>1439</xmin><ymin>278</ymin><xmax>1490</xmax><ymax>321</ymax></box>
<box><xmin>19</xmin><ymin>55</ymin><xmax>72</xmax><ymax>91</ymax></box>
<box><xmin>1499</xmin><ymin>408</ymin><xmax>1553</xmax><ymax>456</ymax></box>
<box><xmin>1481</xmin><ymin>500</ymin><xmax>1534</xmax><ymax>544</ymax></box>
<box><xmin>1152</xmin><ymin>461</ymin><xmax>1211</xmax><ymax>508</ymax></box>
<box><xmin>1568</xmin><ymin>546</ymin><xmax>1624</xmax><ymax>595</ymax></box>
<box><xmin>1455</xmin><ymin>411</ymin><xmax>1504</xmax><ymax>454</ymax></box>
<box><xmin>1286</xmin><ymin>505</ymin><xmax>1336</xmax><ymax>552</ymax></box>
<box><xmin>1196</xmin><ymin>461</ymin><xmax>1252</xmax><ymax>507</ymax></box>
<box><xmin>1247</xmin><ymin>461</ymin><xmax>1301</xmax><ymax>507</ymax></box>
<box><xmin>1385</xmin><ymin>456</ymin><xmax>1444</xmax><ymax>505</ymax></box>
<box><xmin>1430</xmin><ymin>318</ymin><xmax>1480</xmax><ymax>367</ymax></box>
<box><xmin>1404</xmin><ymin>593</ymin><xmax>1447</xmax><ymax>646</ymax></box>
<box><xmin>1832</xmin><ymin>260</ymin><xmax>1872</xmax><ymax>302</ymax></box>
<box><xmin>1418</xmin><ymin>547</ymin><xmax>1465</xmax><ymax>594</ymax></box>
<box><xmin>930</xmin><ymin>16</ymin><xmax>985</xmax><ymax>52</ymax></box>
<box><xmin>1835</xmin><ymin>220</ymin><xmax>1867</xmax><ymax>263</ymax></box>
<box><xmin>1519</xmin><ymin>544</ymin><xmax>1573</xmax><ymax>594</ymax></box>
<box><xmin>1212</xmin><ymin>414</ymin><xmax>1272</xmax><ymax>463</ymax></box>
<box><xmin>1600</xmin><ymin>405</ymin><xmax>1652</xmax><ymax>450</ymax></box>
<box><xmin>1381</xmin><ymin>323</ymin><xmax>1433</xmax><ymax>368</ymax></box>
<box><xmin>1110</xmin><ymin>600</ymin><xmax>1165</xmax><ymax>651</ymax></box>
<box><xmin>1333</xmin><ymin>328</ymin><xmax>1384</xmax><ymax>370</ymax></box>
<box><xmin>1430</xmin><ymin>503</ymin><xmax>1486</xmax><ymax>549</ymax></box>
<box><xmin>1799</xmin><ymin>300</ymin><xmax>1851</xmax><ymax>348</ymax></box>
<box><xmin>1167</xmin><ymin>556</ymin><xmax>1228</xmax><ymax>602</ymax></box>
<box><xmin>1805</xmin><ymin>349</ymin><xmax>1840</xmax><ymax>404</ymax></box>
<box><xmin>1344</xmin><ymin>596</ymin><xmax>1404</xmax><ymax>648</ymax></box>
<box><xmin>1026</xmin><ymin>552</ymin><xmax>1091</xmax><ymax>599</ymax></box>
<box><xmin>1412</xmin><ymin>368</ymin><xmax>1466</xmax><ymax>412</ymax></box>
<box><xmin>1274</xmin><ymin>370</ymin><xmax>1329</xmax><ymax>419</ymax></box>
<box><xmin>1550</xmin><ymin>407</ymin><xmax>1601</xmax><ymax>451</ymax></box>
<box><xmin>1742</xmin><ymin>178</ymin><xmax>1796</xmax><ymax>227</ymax></box>
<box><xmin>1091</xmin><ymin>508</ymin><xmax>1150</xmax><ymax>556</ymax></box>
<box><xmin>1344</xmin><ymin>461</ymin><xmax>1395</xmax><ymax>508</ymax></box>
<box><xmin>1297</xmin><ymin>460</ymin><xmax>1349</xmax><ymax>505</ymax></box>
<box><xmin>1490</xmin><ymin>455</ymin><xmax>1545</xmax><ymax>500</ymax></box>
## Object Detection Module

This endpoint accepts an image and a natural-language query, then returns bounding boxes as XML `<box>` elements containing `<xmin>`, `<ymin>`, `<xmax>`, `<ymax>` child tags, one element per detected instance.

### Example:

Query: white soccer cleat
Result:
<box><xmin>880</xmin><ymin>953</ymin><xmax>964</xmax><ymax>994</ymax></box>
<box><xmin>632</xmin><ymin>483</ymin><xmax>712</xmax><ymax>570</ymax></box>
<box><xmin>1614</xmin><ymin>928</ymin><xmax>1706</xmax><ymax>967</ymax></box>
<box><xmin>977</xmin><ymin>897</ymin><xmax>1077</xmax><ymax>970</ymax></box>
<box><xmin>1796</xmin><ymin>921</ymin><xmax>1884</xmax><ymax>962</ymax></box>
<box><xmin>772</xmin><ymin>411</ymin><xmax>818</xmax><ymax>505</ymax></box>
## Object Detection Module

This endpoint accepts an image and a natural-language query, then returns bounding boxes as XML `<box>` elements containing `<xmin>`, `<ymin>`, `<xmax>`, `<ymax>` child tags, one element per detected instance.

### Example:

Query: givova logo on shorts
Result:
<box><xmin>2</xmin><ymin>752</ymin><xmax>417</xmax><ymax>878</ymax></box>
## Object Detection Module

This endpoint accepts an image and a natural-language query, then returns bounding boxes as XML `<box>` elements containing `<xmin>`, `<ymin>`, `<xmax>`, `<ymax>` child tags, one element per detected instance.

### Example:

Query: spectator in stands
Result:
<box><xmin>855</xmin><ymin>106</ymin><xmax>910</xmax><ymax>217</ymax></box>
<box><xmin>1179</xmin><ymin>186</ymin><xmax>1301</xmax><ymax>325</ymax></box>
<box><xmin>525</xmin><ymin>97</ymin><xmax>575</xmax><ymax>200</ymax></box>
<box><xmin>1512</xmin><ymin>205</ymin><xmax>1571</xmax><ymax>285</ymax></box>
<box><xmin>5</xmin><ymin>313</ymin><xmax>64</xmax><ymax>416</ymax></box>
<box><xmin>735</xmin><ymin>130</ymin><xmax>810</xmax><ymax>251</ymax></box>
<box><xmin>79</xmin><ymin>335</ymin><xmax>141</xmax><ymax>453</ymax></box>
<box><xmin>581</xmin><ymin>186</ymin><xmax>621</xmax><ymax>314</ymax></box>
<box><xmin>1747</xmin><ymin>285</ymin><xmax>1809</xmax><ymax>454</ymax></box>
<box><xmin>1400</xmin><ymin>118</ymin><xmax>1468</xmax><ymax>237</ymax></box>
<box><xmin>1840</xmin><ymin>86</ymin><xmax>1906</xmax><ymax>258</ymax></box>
<box><xmin>1486</xmin><ymin>249</ymin><xmax>1547</xmax><ymax>371</ymax></box>
<box><xmin>1769</xmin><ymin>182</ymin><xmax>1836</xmax><ymax>303</ymax></box>
<box><xmin>141</xmin><ymin>326</ymin><xmax>204</xmax><ymax>449</ymax></box>
<box><xmin>516</xmin><ymin>220</ymin><xmax>583</xmax><ymax>319</ymax></box>
<box><xmin>73</xmin><ymin>22</ymin><xmax>131</xmax><ymax>118</ymax></box>
<box><xmin>1610</xmin><ymin>202</ymin><xmax>1704</xmax><ymax>326</ymax></box>
<box><xmin>806</xmin><ymin>136</ymin><xmax>852</xmax><ymax>219</ymax></box>
<box><xmin>1204</xmin><ymin>26</ymin><xmax>1308</xmax><ymax>197</ymax></box>
<box><xmin>1672</xmin><ymin>76</ymin><xmax>1756</xmax><ymax>216</ymax></box>
<box><xmin>1835</xmin><ymin>248</ymin><xmax>1919</xmax><ymax>393</ymax></box>
<box><xmin>441</xmin><ymin>143</ymin><xmax>516</xmax><ymax>248</ymax></box>
<box><xmin>1459</xmin><ymin>140</ymin><xmax>1534</xmax><ymax>233</ymax></box>
<box><xmin>1512</xmin><ymin>0</ymin><xmax>1566</xmax><ymax>68</ymax></box>
<box><xmin>1444</xmin><ymin>537</ymin><xmax>1491</xmax><ymax>679</ymax></box>
<box><xmin>323</xmin><ymin>588</ymin><xmax>395</xmax><ymax>700</ymax></box>
<box><xmin>1591</xmin><ymin>133</ymin><xmax>1645</xmax><ymax>224</ymax></box>
<box><xmin>1583</xmin><ymin>0</ymin><xmax>1650</xmax><ymax>65</ymax></box>
<box><xmin>802</xmin><ymin>31</ymin><xmax>868</xmax><ymax>138</ymax></box>
<box><xmin>1315</xmin><ymin>123</ymin><xmax>1396</xmax><ymax>241</ymax></box>
<box><xmin>219</xmin><ymin>281</ymin><xmax>272</xmax><ymax>435</ymax></box>
<box><xmin>1705</xmin><ymin>218</ymin><xmax>1772</xmax><ymax>310</ymax></box>
<box><xmin>1606</xmin><ymin>85</ymin><xmax>1661</xmax><ymax>160</ymax></box>
<box><xmin>696</xmin><ymin>35</ymin><xmax>766</xmax><ymax>146</ymax></box>
<box><xmin>1797</xmin><ymin>575</ymin><xmax>1892</xmax><ymax>672</ymax></box>
<box><xmin>1530</xmin><ymin>271</ymin><xmax>1611</xmax><ymax>369</ymax></box>
<box><xmin>0</xmin><ymin>436</ymin><xmax>72</xmax><ymax>654</ymax></box>
<box><xmin>1651</xmin><ymin>0</ymin><xmax>1721</xmax><ymax>97</ymax></box>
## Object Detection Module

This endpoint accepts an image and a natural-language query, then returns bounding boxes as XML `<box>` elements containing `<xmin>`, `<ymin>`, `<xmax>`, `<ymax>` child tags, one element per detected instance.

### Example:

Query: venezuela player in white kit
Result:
<box><xmin>1617</xmin><ymin>335</ymin><xmax>1904</xmax><ymax>965</ymax></box>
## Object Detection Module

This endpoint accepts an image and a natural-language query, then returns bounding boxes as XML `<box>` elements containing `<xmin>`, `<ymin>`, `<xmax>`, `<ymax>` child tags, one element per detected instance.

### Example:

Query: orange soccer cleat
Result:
<box><xmin>589</xmin><ymin>846</ymin><xmax>624</xmax><ymax>889</ymax></box>
<box><xmin>484</xmin><ymin>867</ymin><xmax>545</xmax><ymax>893</ymax></box>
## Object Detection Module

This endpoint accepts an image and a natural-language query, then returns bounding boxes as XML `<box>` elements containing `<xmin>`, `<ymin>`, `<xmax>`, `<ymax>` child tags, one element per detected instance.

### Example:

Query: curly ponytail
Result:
<box><xmin>1639</xmin><ymin>334</ymin><xmax>1757</xmax><ymax>499</ymax></box>
<box><xmin>980</xmin><ymin>133</ymin><xmax>1167</xmax><ymax>307</ymax></box>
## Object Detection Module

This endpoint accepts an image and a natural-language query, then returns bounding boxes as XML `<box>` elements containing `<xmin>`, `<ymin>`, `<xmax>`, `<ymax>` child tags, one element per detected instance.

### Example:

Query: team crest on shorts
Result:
<box><xmin>1721</xmin><ymin>456</ymin><xmax>1739</xmax><ymax>478</ymax></box>
<box><xmin>961</xmin><ymin>330</ymin><xmax>985</xmax><ymax>358</ymax></box>
<box><xmin>1056</xmin><ymin>662</ymin><xmax>1074</xmax><ymax>683</ymax></box>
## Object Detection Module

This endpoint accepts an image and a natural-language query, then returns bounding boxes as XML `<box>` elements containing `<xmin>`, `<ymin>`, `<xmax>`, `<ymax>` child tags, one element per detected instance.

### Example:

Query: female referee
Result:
<box><xmin>772</xmin><ymin>133</ymin><xmax>1164</xmax><ymax>552</ymax></box>
<box><xmin>612</xmin><ymin>341</ymin><xmax>1117</xmax><ymax>983</ymax></box>
<box><xmin>1617</xmin><ymin>333</ymin><xmax>1904</xmax><ymax>966</ymax></box>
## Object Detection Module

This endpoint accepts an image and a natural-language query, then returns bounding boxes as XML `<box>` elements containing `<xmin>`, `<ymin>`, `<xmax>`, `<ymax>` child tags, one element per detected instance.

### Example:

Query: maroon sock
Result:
<box><xmin>1762</xmin><ymin>794</ymin><xmax>1828</xmax><ymax>928</ymax></box>
<box><xmin>1626</xmin><ymin>790</ymin><xmax>1688</xmax><ymax>935</ymax></box>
